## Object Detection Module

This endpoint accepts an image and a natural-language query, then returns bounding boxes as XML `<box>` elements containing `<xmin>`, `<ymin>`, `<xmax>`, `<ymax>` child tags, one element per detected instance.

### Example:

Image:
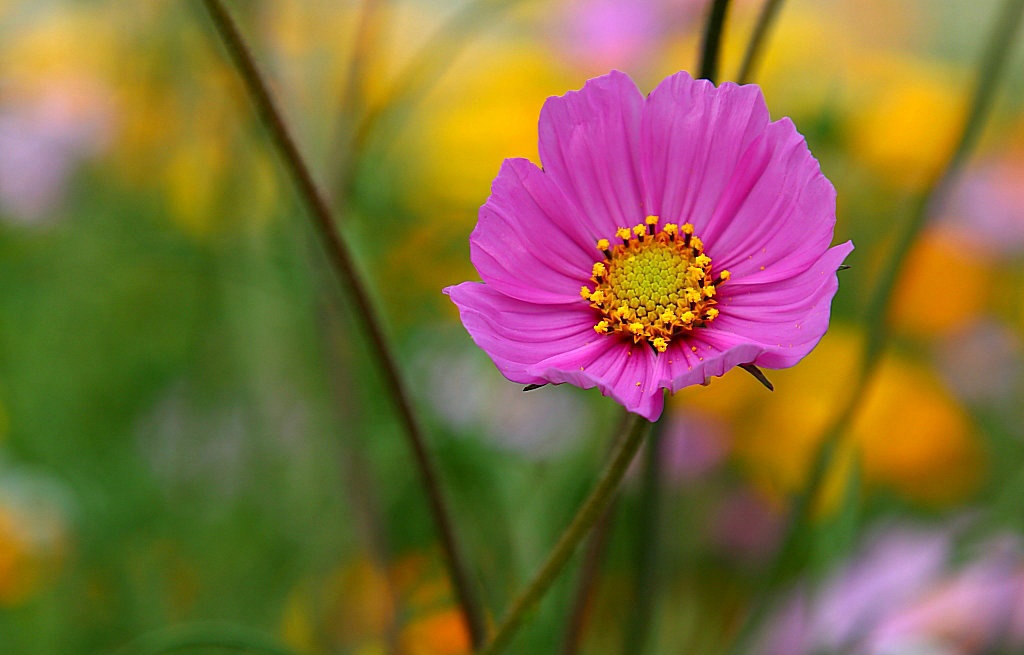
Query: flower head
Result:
<box><xmin>445</xmin><ymin>71</ymin><xmax>852</xmax><ymax>421</ymax></box>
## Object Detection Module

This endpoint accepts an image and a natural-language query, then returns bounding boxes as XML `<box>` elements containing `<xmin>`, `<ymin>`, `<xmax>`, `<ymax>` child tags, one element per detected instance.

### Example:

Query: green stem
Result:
<box><xmin>199</xmin><ymin>1</ymin><xmax>488</xmax><ymax>648</ymax></box>
<box><xmin>621</xmin><ymin>415</ymin><xmax>666</xmax><ymax>655</ymax></box>
<box><xmin>340</xmin><ymin>0</ymin><xmax>525</xmax><ymax>193</ymax></box>
<box><xmin>726</xmin><ymin>1</ymin><xmax>1024</xmax><ymax>652</ymax></box>
<box><xmin>480</xmin><ymin>412</ymin><xmax>651</xmax><ymax>655</ymax></box>
<box><xmin>109</xmin><ymin>622</ymin><xmax>303</xmax><ymax>655</ymax></box>
<box><xmin>736</xmin><ymin>0</ymin><xmax>785</xmax><ymax>84</ymax></box>
<box><xmin>698</xmin><ymin>0</ymin><xmax>732</xmax><ymax>83</ymax></box>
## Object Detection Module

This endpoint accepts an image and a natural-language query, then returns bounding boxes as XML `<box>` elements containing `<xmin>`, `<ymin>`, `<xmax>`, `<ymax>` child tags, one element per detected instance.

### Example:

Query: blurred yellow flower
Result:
<box><xmin>682</xmin><ymin>328</ymin><xmax>982</xmax><ymax>509</ymax></box>
<box><xmin>380</xmin><ymin>40</ymin><xmax>572</xmax><ymax>322</ymax></box>
<box><xmin>401</xmin><ymin>41</ymin><xmax>572</xmax><ymax>213</ymax></box>
<box><xmin>889</xmin><ymin>227</ymin><xmax>992</xmax><ymax>338</ymax></box>
<box><xmin>846</xmin><ymin>56</ymin><xmax>964</xmax><ymax>187</ymax></box>
<box><xmin>0</xmin><ymin>480</ymin><xmax>69</xmax><ymax>606</ymax></box>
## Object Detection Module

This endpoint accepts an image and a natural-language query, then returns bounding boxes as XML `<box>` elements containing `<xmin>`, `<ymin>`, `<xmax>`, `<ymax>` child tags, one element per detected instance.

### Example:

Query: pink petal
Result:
<box><xmin>702</xmin><ymin>118</ymin><xmax>838</xmax><ymax>280</ymax></box>
<box><xmin>712</xmin><ymin>241</ymin><xmax>854</xmax><ymax>368</ymax></box>
<box><xmin>538</xmin><ymin>70</ymin><xmax>646</xmax><ymax>239</ymax></box>
<box><xmin>640</xmin><ymin>72</ymin><xmax>770</xmax><ymax>234</ymax></box>
<box><xmin>471</xmin><ymin>158</ymin><xmax>597</xmax><ymax>304</ymax></box>
<box><xmin>532</xmin><ymin>338</ymin><xmax>666</xmax><ymax>420</ymax></box>
<box><xmin>659</xmin><ymin>334</ymin><xmax>763</xmax><ymax>391</ymax></box>
<box><xmin>640</xmin><ymin>73</ymin><xmax>837</xmax><ymax>282</ymax></box>
<box><xmin>444</xmin><ymin>282</ymin><xmax>596</xmax><ymax>385</ymax></box>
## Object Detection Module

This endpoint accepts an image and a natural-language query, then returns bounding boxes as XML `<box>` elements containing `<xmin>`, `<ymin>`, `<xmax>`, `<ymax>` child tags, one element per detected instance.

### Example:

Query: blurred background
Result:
<box><xmin>2</xmin><ymin>0</ymin><xmax>1024</xmax><ymax>653</ymax></box>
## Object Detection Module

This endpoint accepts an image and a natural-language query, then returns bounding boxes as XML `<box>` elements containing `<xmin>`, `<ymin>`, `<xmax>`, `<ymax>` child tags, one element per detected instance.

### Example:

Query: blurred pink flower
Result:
<box><xmin>658</xmin><ymin>410</ymin><xmax>730</xmax><ymax>483</ymax></box>
<box><xmin>446</xmin><ymin>70</ymin><xmax>852</xmax><ymax>420</ymax></box>
<box><xmin>549</xmin><ymin>0</ymin><xmax>679</xmax><ymax>71</ymax></box>
<box><xmin>940</xmin><ymin>156</ymin><xmax>1024</xmax><ymax>258</ymax></box>
<box><xmin>935</xmin><ymin>319</ymin><xmax>1023</xmax><ymax>407</ymax></box>
<box><xmin>416</xmin><ymin>343</ymin><xmax>594</xmax><ymax>458</ymax></box>
<box><xmin>759</xmin><ymin>524</ymin><xmax>1024</xmax><ymax>655</ymax></box>
<box><xmin>708</xmin><ymin>488</ymin><xmax>782</xmax><ymax>563</ymax></box>
<box><xmin>0</xmin><ymin>79</ymin><xmax>113</xmax><ymax>223</ymax></box>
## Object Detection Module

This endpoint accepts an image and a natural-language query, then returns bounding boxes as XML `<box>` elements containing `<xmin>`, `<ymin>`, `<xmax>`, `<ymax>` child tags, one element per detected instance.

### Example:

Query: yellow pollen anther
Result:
<box><xmin>585</xmin><ymin>222</ymin><xmax>722</xmax><ymax>352</ymax></box>
<box><xmin>719</xmin><ymin>270</ymin><xmax>731</xmax><ymax>281</ymax></box>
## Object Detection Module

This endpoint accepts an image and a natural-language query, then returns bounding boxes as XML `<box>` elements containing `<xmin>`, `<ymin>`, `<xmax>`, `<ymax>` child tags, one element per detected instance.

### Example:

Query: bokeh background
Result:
<box><xmin>2</xmin><ymin>0</ymin><xmax>1024</xmax><ymax>653</ymax></box>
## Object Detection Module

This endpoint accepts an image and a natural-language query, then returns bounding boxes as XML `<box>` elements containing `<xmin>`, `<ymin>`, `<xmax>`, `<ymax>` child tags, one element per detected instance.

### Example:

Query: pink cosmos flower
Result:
<box><xmin>444</xmin><ymin>71</ymin><xmax>853</xmax><ymax>421</ymax></box>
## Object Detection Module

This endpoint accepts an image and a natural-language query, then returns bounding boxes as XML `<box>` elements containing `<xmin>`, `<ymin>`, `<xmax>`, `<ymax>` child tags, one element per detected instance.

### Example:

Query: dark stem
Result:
<box><xmin>481</xmin><ymin>413</ymin><xmax>651</xmax><ymax>655</ymax></box>
<box><xmin>698</xmin><ymin>0</ymin><xmax>732</xmax><ymax>83</ymax></box>
<box><xmin>736</xmin><ymin>0</ymin><xmax>785</xmax><ymax>84</ymax></box>
<box><xmin>198</xmin><ymin>1</ymin><xmax>488</xmax><ymax>648</ymax></box>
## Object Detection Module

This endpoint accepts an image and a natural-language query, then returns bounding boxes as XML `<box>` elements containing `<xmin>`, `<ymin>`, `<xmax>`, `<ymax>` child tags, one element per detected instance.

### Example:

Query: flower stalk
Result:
<box><xmin>698</xmin><ymin>0</ymin><xmax>732</xmax><ymax>82</ymax></box>
<box><xmin>199</xmin><ymin>1</ymin><xmax>488</xmax><ymax>647</ymax></box>
<box><xmin>481</xmin><ymin>412</ymin><xmax>651</xmax><ymax>655</ymax></box>
<box><xmin>736</xmin><ymin>0</ymin><xmax>785</xmax><ymax>84</ymax></box>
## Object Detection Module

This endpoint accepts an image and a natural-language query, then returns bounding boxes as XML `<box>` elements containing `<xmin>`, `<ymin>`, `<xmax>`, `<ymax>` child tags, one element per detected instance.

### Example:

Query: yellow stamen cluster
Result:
<box><xmin>580</xmin><ymin>215</ymin><xmax>729</xmax><ymax>353</ymax></box>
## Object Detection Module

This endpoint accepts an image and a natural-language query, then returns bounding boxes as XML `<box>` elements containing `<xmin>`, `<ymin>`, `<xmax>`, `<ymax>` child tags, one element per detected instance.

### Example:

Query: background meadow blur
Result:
<box><xmin>2</xmin><ymin>0</ymin><xmax>1024</xmax><ymax>653</ymax></box>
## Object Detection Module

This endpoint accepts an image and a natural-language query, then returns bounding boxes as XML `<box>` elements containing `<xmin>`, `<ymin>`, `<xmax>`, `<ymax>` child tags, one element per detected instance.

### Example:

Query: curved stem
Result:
<box><xmin>736</xmin><ymin>0</ymin><xmax>785</xmax><ymax>84</ymax></box>
<box><xmin>109</xmin><ymin>622</ymin><xmax>303</xmax><ymax>655</ymax></box>
<box><xmin>480</xmin><ymin>412</ymin><xmax>651</xmax><ymax>655</ymax></box>
<box><xmin>199</xmin><ymin>1</ymin><xmax>488</xmax><ymax>648</ymax></box>
<box><xmin>698</xmin><ymin>0</ymin><xmax>732</xmax><ymax>83</ymax></box>
<box><xmin>726</xmin><ymin>1</ymin><xmax>1024</xmax><ymax>651</ymax></box>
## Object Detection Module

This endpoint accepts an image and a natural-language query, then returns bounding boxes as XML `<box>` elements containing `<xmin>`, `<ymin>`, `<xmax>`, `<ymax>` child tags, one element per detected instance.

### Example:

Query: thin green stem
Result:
<box><xmin>328</xmin><ymin>0</ymin><xmax>383</xmax><ymax>197</ymax></box>
<box><xmin>339</xmin><ymin>0</ymin><xmax>525</xmax><ymax>195</ymax></box>
<box><xmin>698</xmin><ymin>0</ymin><xmax>732</xmax><ymax>83</ymax></box>
<box><xmin>726</xmin><ymin>1</ymin><xmax>1024</xmax><ymax>652</ymax></box>
<box><xmin>621</xmin><ymin>415</ymin><xmax>666</xmax><ymax>655</ymax></box>
<box><xmin>736</xmin><ymin>0</ymin><xmax>785</xmax><ymax>84</ymax></box>
<box><xmin>199</xmin><ymin>1</ymin><xmax>488</xmax><ymax>648</ymax></box>
<box><xmin>481</xmin><ymin>413</ymin><xmax>652</xmax><ymax>655</ymax></box>
<box><xmin>109</xmin><ymin>622</ymin><xmax>303</xmax><ymax>655</ymax></box>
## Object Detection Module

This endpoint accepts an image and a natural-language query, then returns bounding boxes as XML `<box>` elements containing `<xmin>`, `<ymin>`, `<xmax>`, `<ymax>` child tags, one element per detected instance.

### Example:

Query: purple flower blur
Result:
<box><xmin>445</xmin><ymin>71</ymin><xmax>852</xmax><ymax>421</ymax></box>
